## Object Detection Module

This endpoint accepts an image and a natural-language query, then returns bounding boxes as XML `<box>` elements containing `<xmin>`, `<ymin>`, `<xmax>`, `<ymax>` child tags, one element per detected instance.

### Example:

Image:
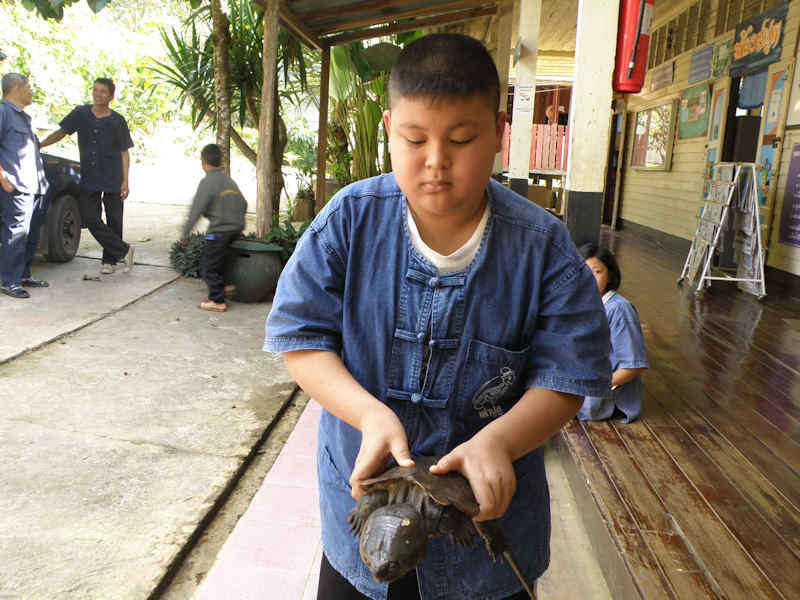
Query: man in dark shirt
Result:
<box><xmin>0</xmin><ymin>73</ymin><xmax>50</xmax><ymax>298</ymax></box>
<box><xmin>41</xmin><ymin>77</ymin><xmax>134</xmax><ymax>274</ymax></box>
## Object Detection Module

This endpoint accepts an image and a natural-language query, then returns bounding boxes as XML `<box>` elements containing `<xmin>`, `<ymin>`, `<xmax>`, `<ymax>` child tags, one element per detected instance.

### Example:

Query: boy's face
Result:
<box><xmin>384</xmin><ymin>94</ymin><xmax>505</xmax><ymax>220</ymax></box>
<box><xmin>92</xmin><ymin>82</ymin><xmax>113</xmax><ymax>107</ymax></box>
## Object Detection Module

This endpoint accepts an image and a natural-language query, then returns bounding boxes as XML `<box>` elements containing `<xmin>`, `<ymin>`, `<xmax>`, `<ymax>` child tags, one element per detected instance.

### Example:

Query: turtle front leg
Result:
<box><xmin>348</xmin><ymin>489</ymin><xmax>389</xmax><ymax>536</ymax></box>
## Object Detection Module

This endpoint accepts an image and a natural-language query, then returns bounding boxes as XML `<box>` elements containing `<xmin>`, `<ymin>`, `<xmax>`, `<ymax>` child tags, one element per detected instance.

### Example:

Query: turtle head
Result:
<box><xmin>359</xmin><ymin>503</ymin><xmax>427</xmax><ymax>583</ymax></box>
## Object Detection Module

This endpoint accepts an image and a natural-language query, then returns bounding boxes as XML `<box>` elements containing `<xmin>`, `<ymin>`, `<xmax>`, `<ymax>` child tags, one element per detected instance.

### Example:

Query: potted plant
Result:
<box><xmin>170</xmin><ymin>217</ymin><xmax>310</xmax><ymax>303</ymax></box>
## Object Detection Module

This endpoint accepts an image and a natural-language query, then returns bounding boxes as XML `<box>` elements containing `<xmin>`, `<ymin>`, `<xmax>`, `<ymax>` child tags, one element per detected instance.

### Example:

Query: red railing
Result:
<box><xmin>502</xmin><ymin>123</ymin><xmax>569</xmax><ymax>172</ymax></box>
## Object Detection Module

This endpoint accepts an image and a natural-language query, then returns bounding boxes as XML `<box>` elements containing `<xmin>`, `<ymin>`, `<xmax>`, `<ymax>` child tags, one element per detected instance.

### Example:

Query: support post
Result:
<box><xmin>493</xmin><ymin>1</ymin><xmax>514</xmax><ymax>175</ymax></box>
<box><xmin>564</xmin><ymin>0</ymin><xmax>619</xmax><ymax>247</ymax></box>
<box><xmin>315</xmin><ymin>44</ymin><xmax>331</xmax><ymax>215</ymax></box>
<box><xmin>508</xmin><ymin>0</ymin><xmax>541</xmax><ymax>198</ymax></box>
<box><xmin>256</xmin><ymin>0</ymin><xmax>280</xmax><ymax>237</ymax></box>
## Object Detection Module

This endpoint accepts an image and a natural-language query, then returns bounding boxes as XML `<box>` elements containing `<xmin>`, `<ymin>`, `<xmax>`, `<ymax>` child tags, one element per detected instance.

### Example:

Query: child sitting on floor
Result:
<box><xmin>578</xmin><ymin>243</ymin><xmax>648</xmax><ymax>423</ymax></box>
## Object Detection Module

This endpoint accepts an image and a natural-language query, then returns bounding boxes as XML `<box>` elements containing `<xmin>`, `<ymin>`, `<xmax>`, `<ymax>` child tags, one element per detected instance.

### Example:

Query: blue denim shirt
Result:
<box><xmin>0</xmin><ymin>100</ymin><xmax>48</xmax><ymax>195</ymax></box>
<box><xmin>59</xmin><ymin>105</ymin><xmax>133</xmax><ymax>193</ymax></box>
<box><xmin>578</xmin><ymin>292</ymin><xmax>648</xmax><ymax>424</ymax></box>
<box><xmin>264</xmin><ymin>173</ymin><xmax>611</xmax><ymax>600</ymax></box>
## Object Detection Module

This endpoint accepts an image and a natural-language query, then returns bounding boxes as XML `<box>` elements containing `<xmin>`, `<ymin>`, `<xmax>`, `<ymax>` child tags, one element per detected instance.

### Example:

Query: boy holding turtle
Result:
<box><xmin>265</xmin><ymin>34</ymin><xmax>610</xmax><ymax>600</ymax></box>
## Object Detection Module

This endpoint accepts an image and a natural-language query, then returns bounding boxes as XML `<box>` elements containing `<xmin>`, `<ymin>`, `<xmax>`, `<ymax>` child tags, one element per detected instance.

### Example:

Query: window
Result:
<box><xmin>716</xmin><ymin>0</ymin><xmax>784</xmax><ymax>36</ymax></box>
<box><xmin>648</xmin><ymin>2</ymin><xmax>712</xmax><ymax>69</ymax></box>
<box><xmin>631</xmin><ymin>101</ymin><xmax>677</xmax><ymax>170</ymax></box>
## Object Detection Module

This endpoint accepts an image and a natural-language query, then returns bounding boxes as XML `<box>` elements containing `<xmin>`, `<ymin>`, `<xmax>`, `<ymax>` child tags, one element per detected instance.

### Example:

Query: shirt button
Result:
<box><xmin>428</xmin><ymin>339</ymin><xmax>436</xmax><ymax>348</ymax></box>
<box><xmin>411</xmin><ymin>393</ymin><xmax>422</xmax><ymax>404</ymax></box>
<box><xmin>428</xmin><ymin>277</ymin><xmax>439</xmax><ymax>288</ymax></box>
<box><xmin>416</xmin><ymin>332</ymin><xmax>425</xmax><ymax>341</ymax></box>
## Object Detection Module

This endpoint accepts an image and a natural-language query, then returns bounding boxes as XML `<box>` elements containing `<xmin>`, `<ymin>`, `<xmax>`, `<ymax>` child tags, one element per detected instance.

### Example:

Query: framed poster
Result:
<box><xmin>786</xmin><ymin>42</ymin><xmax>800</xmax><ymax>127</ymax></box>
<box><xmin>709</xmin><ymin>87</ymin><xmax>726</xmax><ymax>142</ymax></box>
<box><xmin>763</xmin><ymin>70</ymin><xmax>786</xmax><ymax>144</ymax></box>
<box><xmin>779</xmin><ymin>143</ymin><xmax>800</xmax><ymax>246</ymax></box>
<box><xmin>649</xmin><ymin>62</ymin><xmax>674</xmax><ymax>93</ymax></box>
<box><xmin>679</xmin><ymin>83</ymin><xmax>710</xmax><ymax>139</ymax></box>
<box><xmin>689</xmin><ymin>45</ymin><xmax>714</xmax><ymax>83</ymax></box>
<box><xmin>712</xmin><ymin>40</ymin><xmax>733</xmax><ymax>77</ymax></box>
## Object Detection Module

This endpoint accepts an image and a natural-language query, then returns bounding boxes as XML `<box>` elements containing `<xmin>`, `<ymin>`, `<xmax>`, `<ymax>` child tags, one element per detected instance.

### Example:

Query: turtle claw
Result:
<box><xmin>473</xmin><ymin>520</ymin><xmax>509</xmax><ymax>562</ymax></box>
<box><xmin>348</xmin><ymin>490</ymin><xmax>389</xmax><ymax>536</ymax></box>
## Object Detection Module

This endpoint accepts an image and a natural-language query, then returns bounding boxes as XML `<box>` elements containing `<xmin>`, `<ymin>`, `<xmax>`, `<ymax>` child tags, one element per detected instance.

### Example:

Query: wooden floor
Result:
<box><xmin>559</xmin><ymin>226</ymin><xmax>800</xmax><ymax>599</ymax></box>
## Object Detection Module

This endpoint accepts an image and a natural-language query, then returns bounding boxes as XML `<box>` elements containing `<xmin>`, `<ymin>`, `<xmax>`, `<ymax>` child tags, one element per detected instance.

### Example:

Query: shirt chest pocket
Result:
<box><xmin>11</xmin><ymin>126</ymin><xmax>32</xmax><ymax>154</ymax></box>
<box><xmin>456</xmin><ymin>339</ymin><xmax>530</xmax><ymax>432</ymax></box>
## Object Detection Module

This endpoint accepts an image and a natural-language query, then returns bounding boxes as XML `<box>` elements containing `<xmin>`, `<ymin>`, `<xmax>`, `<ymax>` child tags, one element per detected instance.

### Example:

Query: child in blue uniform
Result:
<box><xmin>578</xmin><ymin>243</ymin><xmax>648</xmax><ymax>423</ymax></box>
<box><xmin>265</xmin><ymin>34</ymin><xmax>611</xmax><ymax>600</ymax></box>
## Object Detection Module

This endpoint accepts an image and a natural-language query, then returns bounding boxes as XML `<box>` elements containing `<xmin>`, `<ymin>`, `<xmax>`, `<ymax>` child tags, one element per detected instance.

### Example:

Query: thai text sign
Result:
<box><xmin>730</xmin><ymin>3</ymin><xmax>787</xmax><ymax>77</ymax></box>
<box><xmin>779</xmin><ymin>143</ymin><xmax>800</xmax><ymax>247</ymax></box>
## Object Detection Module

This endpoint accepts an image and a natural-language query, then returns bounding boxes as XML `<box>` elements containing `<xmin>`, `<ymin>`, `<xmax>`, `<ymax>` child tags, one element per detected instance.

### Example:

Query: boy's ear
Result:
<box><xmin>383</xmin><ymin>110</ymin><xmax>392</xmax><ymax>137</ymax></box>
<box><xmin>494</xmin><ymin>112</ymin><xmax>507</xmax><ymax>153</ymax></box>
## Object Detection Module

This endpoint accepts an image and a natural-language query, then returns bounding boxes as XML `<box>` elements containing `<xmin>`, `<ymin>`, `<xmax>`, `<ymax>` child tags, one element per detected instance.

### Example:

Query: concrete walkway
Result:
<box><xmin>0</xmin><ymin>204</ymin><xmax>296</xmax><ymax>599</ymax></box>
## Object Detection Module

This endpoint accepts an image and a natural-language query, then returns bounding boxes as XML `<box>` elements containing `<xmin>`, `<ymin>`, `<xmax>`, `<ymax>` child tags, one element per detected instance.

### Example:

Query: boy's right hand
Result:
<box><xmin>350</xmin><ymin>404</ymin><xmax>414</xmax><ymax>499</ymax></box>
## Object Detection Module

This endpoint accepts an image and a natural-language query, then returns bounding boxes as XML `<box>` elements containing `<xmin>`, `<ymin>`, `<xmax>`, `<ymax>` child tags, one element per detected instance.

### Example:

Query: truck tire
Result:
<box><xmin>46</xmin><ymin>193</ymin><xmax>82</xmax><ymax>262</ymax></box>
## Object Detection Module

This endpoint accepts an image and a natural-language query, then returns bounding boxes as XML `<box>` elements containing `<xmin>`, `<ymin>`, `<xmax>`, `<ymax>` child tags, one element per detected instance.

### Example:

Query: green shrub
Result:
<box><xmin>169</xmin><ymin>232</ymin><xmax>206</xmax><ymax>278</ymax></box>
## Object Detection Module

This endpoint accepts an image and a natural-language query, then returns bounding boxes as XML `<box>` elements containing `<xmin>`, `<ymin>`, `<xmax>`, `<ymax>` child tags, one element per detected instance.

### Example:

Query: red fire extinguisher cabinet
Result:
<box><xmin>613</xmin><ymin>0</ymin><xmax>655</xmax><ymax>93</ymax></box>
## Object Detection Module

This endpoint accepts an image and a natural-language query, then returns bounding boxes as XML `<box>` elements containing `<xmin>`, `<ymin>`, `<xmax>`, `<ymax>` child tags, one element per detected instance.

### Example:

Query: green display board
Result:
<box><xmin>679</xmin><ymin>83</ymin><xmax>710</xmax><ymax>139</ymax></box>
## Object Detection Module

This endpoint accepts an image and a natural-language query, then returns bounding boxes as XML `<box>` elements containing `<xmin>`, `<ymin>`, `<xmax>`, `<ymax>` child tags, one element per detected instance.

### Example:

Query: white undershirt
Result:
<box><xmin>406</xmin><ymin>203</ymin><xmax>490</xmax><ymax>273</ymax></box>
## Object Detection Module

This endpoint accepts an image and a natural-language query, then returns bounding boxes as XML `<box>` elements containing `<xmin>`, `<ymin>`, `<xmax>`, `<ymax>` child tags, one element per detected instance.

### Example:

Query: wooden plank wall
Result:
<box><xmin>621</xmin><ymin>0</ymin><xmax>800</xmax><ymax>276</ymax></box>
<box><xmin>770</xmin><ymin>126</ymin><xmax>800</xmax><ymax>274</ymax></box>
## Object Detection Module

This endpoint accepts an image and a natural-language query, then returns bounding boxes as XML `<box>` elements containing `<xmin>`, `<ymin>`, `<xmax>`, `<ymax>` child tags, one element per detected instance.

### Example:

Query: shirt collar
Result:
<box><xmin>602</xmin><ymin>290</ymin><xmax>616</xmax><ymax>304</ymax></box>
<box><xmin>1</xmin><ymin>99</ymin><xmax>25</xmax><ymax>112</ymax></box>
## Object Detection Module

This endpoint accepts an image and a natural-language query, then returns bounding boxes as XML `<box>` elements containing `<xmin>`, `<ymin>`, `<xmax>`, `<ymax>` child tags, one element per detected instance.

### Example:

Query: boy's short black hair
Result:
<box><xmin>389</xmin><ymin>33</ymin><xmax>500</xmax><ymax>113</ymax></box>
<box><xmin>201</xmin><ymin>143</ymin><xmax>223</xmax><ymax>167</ymax></box>
<box><xmin>578</xmin><ymin>242</ymin><xmax>622</xmax><ymax>291</ymax></box>
<box><xmin>94</xmin><ymin>77</ymin><xmax>115</xmax><ymax>97</ymax></box>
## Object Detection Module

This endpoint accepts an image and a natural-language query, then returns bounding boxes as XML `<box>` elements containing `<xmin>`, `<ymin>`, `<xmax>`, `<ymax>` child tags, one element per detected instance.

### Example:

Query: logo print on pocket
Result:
<box><xmin>472</xmin><ymin>366</ymin><xmax>516</xmax><ymax>419</ymax></box>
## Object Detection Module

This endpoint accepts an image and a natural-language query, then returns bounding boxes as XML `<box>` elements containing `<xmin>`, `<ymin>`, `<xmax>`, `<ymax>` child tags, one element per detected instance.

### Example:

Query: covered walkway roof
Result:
<box><xmin>275</xmin><ymin>1</ymin><xmax>501</xmax><ymax>49</ymax></box>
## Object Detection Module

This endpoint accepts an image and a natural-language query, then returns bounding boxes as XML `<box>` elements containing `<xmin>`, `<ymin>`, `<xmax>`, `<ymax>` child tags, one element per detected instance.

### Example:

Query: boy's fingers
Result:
<box><xmin>390</xmin><ymin>441</ymin><xmax>414</xmax><ymax>467</ymax></box>
<box><xmin>429</xmin><ymin>452</ymin><xmax>458</xmax><ymax>474</ymax></box>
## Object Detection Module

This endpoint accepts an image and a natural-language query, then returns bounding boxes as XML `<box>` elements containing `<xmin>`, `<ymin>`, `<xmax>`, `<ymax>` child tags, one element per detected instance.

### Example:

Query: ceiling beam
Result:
<box><xmin>316</xmin><ymin>0</ymin><xmax>496</xmax><ymax>36</ymax></box>
<box><xmin>302</xmin><ymin>0</ymin><xmax>430</xmax><ymax>24</ymax></box>
<box><xmin>324</xmin><ymin>6</ymin><xmax>497</xmax><ymax>46</ymax></box>
<box><xmin>278</xmin><ymin>3</ymin><xmax>325</xmax><ymax>50</ymax></box>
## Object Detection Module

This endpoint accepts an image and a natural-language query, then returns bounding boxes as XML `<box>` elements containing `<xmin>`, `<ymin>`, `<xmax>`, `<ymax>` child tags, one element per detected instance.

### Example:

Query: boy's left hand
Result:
<box><xmin>429</xmin><ymin>431</ymin><xmax>516</xmax><ymax>522</ymax></box>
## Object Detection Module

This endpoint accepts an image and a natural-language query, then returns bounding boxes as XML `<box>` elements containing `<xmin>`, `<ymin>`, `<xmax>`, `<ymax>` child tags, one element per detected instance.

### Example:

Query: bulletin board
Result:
<box><xmin>679</xmin><ymin>83</ymin><xmax>710</xmax><ymax>139</ymax></box>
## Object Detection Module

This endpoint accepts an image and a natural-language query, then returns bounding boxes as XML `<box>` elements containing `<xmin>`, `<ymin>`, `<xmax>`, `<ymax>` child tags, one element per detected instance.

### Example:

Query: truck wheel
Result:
<box><xmin>46</xmin><ymin>193</ymin><xmax>82</xmax><ymax>262</ymax></box>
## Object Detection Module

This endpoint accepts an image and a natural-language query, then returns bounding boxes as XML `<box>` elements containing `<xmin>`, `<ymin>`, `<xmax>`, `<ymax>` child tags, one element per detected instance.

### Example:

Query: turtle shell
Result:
<box><xmin>360</xmin><ymin>455</ymin><xmax>479</xmax><ymax>517</ymax></box>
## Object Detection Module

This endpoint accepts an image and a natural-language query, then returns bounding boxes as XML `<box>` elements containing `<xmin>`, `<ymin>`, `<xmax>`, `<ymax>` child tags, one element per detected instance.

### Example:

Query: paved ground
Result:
<box><xmin>0</xmin><ymin>200</ymin><xmax>610</xmax><ymax>599</ymax></box>
<box><xmin>0</xmin><ymin>203</ymin><xmax>296</xmax><ymax>599</ymax></box>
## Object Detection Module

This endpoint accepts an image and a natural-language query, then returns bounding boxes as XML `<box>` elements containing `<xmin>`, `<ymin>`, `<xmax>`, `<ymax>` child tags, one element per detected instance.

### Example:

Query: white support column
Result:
<box><xmin>564</xmin><ymin>0</ymin><xmax>619</xmax><ymax>246</ymax></box>
<box><xmin>493</xmin><ymin>1</ymin><xmax>514</xmax><ymax>174</ymax></box>
<box><xmin>508</xmin><ymin>0</ymin><xmax>541</xmax><ymax>197</ymax></box>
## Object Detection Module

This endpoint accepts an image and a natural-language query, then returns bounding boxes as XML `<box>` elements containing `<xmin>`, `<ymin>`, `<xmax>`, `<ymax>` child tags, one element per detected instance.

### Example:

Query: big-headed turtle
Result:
<box><xmin>347</xmin><ymin>455</ymin><xmax>535</xmax><ymax>598</ymax></box>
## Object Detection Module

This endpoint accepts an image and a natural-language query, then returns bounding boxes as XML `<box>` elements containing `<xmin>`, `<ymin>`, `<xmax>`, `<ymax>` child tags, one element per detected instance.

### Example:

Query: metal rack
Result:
<box><xmin>679</xmin><ymin>162</ymin><xmax>766</xmax><ymax>299</ymax></box>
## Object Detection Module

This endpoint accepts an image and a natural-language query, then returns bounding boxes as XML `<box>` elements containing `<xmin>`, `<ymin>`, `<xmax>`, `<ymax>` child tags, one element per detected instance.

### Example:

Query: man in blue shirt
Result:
<box><xmin>0</xmin><ymin>73</ymin><xmax>50</xmax><ymax>298</ymax></box>
<box><xmin>265</xmin><ymin>34</ymin><xmax>611</xmax><ymax>600</ymax></box>
<box><xmin>41</xmin><ymin>77</ymin><xmax>134</xmax><ymax>274</ymax></box>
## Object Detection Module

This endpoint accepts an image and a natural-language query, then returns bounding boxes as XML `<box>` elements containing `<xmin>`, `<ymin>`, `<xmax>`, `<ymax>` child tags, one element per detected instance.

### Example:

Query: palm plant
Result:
<box><xmin>150</xmin><ymin>0</ymin><xmax>315</xmax><ymax>217</ymax></box>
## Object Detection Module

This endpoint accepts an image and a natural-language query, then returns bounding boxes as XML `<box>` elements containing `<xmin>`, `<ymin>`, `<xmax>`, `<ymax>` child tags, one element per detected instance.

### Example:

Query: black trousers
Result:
<box><xmin>200</xmin><ymin>232</ymin><xmax>239</xmax><ymax>303</ymax></box>
<box><xmin>317</xmin><ymin>554</ymin><xmax>534</xmax><ymax>600</ymax></box>
<box><xmin>81</xmin><ymin>191</ymin><xmax>128</xmax><ymax>264</ymax></box>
